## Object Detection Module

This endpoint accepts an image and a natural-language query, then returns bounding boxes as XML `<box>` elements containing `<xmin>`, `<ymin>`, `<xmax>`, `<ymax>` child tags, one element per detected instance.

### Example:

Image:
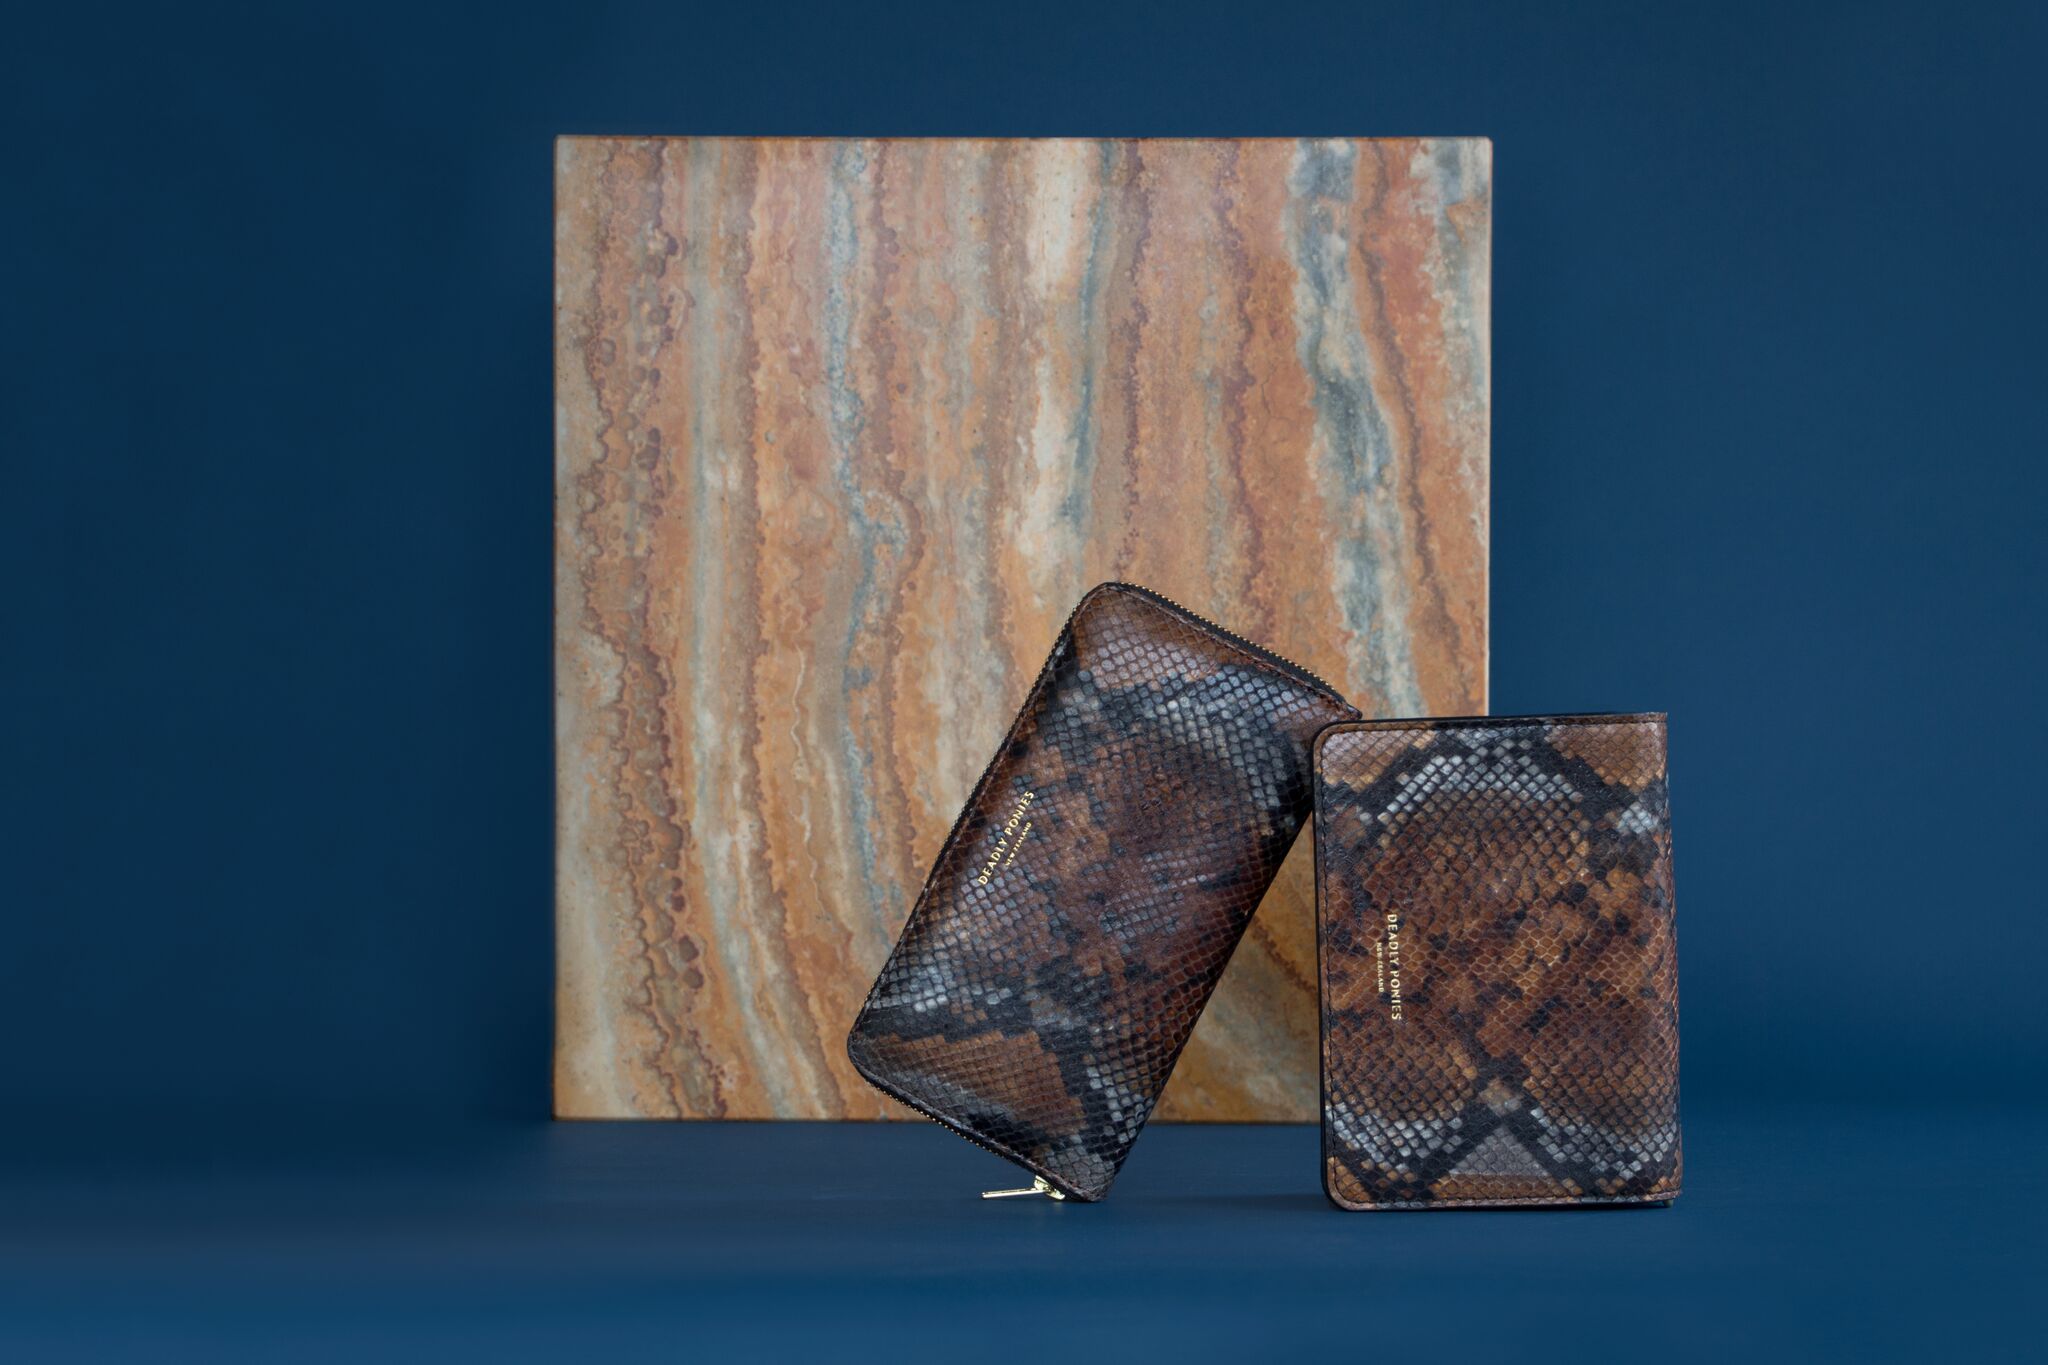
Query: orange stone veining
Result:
<box><xmin>554</xmin><ymin>137</ymin><xmax>1490</xmax><ymax>1120</ymax></box>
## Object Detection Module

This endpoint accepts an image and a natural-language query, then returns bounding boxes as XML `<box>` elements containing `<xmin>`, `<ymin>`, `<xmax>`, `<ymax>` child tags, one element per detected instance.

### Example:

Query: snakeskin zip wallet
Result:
<box><xmin>847</xmin><ymin>582</ymin><xmax>1358</xmax><ymax>1201</ymax></box>
<box><xmin>1315</xmin><ymin>714</ymin><xmax>1681</xmax><ymax>1210</ymax></box>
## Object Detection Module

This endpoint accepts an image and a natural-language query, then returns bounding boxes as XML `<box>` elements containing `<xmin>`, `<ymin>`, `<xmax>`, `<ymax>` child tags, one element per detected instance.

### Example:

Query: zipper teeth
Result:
<box><xmin>860</xmin><ymin>1055</ymin><xmax>1077</xmax><ymax>1198</ymax></box>
<box><xmin>1106</xmin><ymin>581</ymin><xmax>1345</xmax><ymax>702</ymax></box>
<box><xmin>915</xmin><ymin>1106</ymin><xmax>1052</xmax><ymax>1189</ymax></box>
<box><xmin>854</xmin><ymin>580</ymin><xmax>1347</xmax><ymax>1197</ymax></box>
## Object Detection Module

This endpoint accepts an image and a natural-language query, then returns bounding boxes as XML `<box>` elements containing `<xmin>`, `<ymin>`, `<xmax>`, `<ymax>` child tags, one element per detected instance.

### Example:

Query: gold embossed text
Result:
<box><xmin>975</xmin><ymin>790</ymin><xmax>1036</xmax><ymax>886</ymax></box>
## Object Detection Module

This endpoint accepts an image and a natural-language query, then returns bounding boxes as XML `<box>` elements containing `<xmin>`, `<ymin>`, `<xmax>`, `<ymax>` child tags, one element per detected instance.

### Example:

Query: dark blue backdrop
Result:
<box><xmin>7</xmin><ymin>5</ymin><xmax>2045</xmax><ymax>1359</ymax></box>
<box><xmin>7</xmin><ymin>1</ymin><xmax>2042</xmax><ymax>1123</ymax></box>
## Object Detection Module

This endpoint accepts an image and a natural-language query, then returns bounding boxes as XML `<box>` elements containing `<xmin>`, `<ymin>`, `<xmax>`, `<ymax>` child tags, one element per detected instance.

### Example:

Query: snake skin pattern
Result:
<box><xmin>847</xmin><ymin>583</ymin><xmax>1358</xmax><ymax>1200</ymax></box>
<box><xmin>1316</xmin><ymin>716</ymin><xmax>1680</xmax><ymax>1209</ymax></box>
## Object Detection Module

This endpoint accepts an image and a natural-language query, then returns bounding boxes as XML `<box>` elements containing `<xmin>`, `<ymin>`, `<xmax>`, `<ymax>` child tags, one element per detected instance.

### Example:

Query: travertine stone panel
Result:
<box><xmin>555</xmin><ymin>137</ymin><xmax>1490</xmax><ymax>1120</ymax></box>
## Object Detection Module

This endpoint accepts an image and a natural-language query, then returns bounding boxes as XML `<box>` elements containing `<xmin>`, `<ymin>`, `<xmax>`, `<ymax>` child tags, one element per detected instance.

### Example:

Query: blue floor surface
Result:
<box><xmin>1</xmin><ymin>1104</ymin><xmax>2039</xmax><ymax>1360</ymax></box>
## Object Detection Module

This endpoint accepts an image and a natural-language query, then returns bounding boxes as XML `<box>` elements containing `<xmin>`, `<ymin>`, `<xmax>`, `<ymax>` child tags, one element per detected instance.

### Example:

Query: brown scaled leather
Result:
<box><xmin>847</xmin><ymin>582</ymin><xmax>1358</xmax><ymax>1200</ymax></box>
<box><xmin>1315</xmin><ymin>715</ymin><xmax>1681</xmax><ymax>1209</ymax></box>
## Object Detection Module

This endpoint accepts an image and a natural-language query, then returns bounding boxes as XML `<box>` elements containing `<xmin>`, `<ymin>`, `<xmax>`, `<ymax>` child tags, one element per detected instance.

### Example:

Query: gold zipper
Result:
<box><xmin>982</xmin><ymin>1176</ymin><xmax>1066</xmax><ymax>1201</ymax></box>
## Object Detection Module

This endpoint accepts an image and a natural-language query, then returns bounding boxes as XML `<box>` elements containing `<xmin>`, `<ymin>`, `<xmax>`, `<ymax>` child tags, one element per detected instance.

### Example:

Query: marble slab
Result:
<box><xmin>555</xmin><ymin>137</ymin><xmax>1490</xmax><ymax>1120</ymax></box>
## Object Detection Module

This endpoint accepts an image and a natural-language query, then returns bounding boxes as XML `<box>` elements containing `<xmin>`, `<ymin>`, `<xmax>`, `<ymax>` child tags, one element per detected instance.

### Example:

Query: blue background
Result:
<box><xmin>4</xmin><ymin>1</ymin><xmax>2043</xmax><ymax>1358</ymax></box>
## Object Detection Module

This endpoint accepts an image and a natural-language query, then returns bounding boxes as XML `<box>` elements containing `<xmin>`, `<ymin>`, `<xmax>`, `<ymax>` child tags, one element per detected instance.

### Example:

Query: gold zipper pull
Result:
<box><xmin>981</xmin><ymin>1176</ymin><xmax>1065</xmax><ymax>1201</ymax></box>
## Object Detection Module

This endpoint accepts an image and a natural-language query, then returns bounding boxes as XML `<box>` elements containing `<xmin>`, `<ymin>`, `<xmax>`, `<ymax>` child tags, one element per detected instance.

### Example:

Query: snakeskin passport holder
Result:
<box><xmin>847</xmin><ymin>582</ymin><xmax>1358</xmax><ymax>1201</ymax></box>
<box><xmin>1315</xmin><ymin>714</ymin><xmax>1681</xmax><ymax>1210</ymax></box>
